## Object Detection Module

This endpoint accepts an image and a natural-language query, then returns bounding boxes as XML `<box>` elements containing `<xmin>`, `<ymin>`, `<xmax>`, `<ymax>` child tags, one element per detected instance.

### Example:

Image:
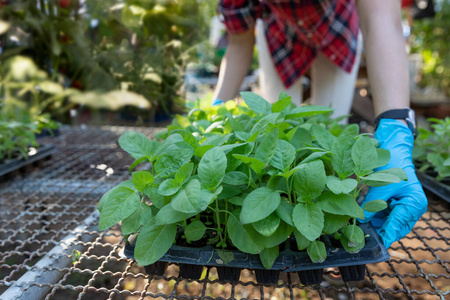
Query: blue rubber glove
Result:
<box><xmin>360</xmin><ymin>119</ymin><xmax>428</xmax><ymax>249</ymax></box>
<box><xmin>212</xmin><ymin>98</ymin><xmax>225</xmax><ymax>106</ymax></box>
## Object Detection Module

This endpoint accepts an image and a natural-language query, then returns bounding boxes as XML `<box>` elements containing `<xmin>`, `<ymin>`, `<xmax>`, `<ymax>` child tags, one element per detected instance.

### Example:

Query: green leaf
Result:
<box><xmin>225</xmin><ymin>113</ymin><xmax>243</xmax><ymax>132</ymax></box>
<box><xmin>184</xmin><ymin>220</ymin><xmax>207</xmax><ymax>242</ymax></box>
<box><xmin>352</xmin><ymin>136</ymin><xmax>378</xmax><ymax>176</ymax></box>
<box><xmin>199</xmin><ymin>186</ymin><xmax>223</xmax><ymax>210</ymax></box>
<box><xmin>220</xmin><ymin>142</ymin><xmax>247</xmax><ymax>154</ymax></box>
<box><xmin>278</xmin><ymin>91</ymin><xmax>289</xmax><ymax>100</ymax></box>
<box><xmin>199</xmin><ymin>147</ymin><xmax>227</xmax><ymax>190</ymax></box>
<box><xmin>170</xmin><ymin>129</ymin><xmax>199</xmax><ymax>149</ymax></box>
<box><xmin>361</xmin><ymin>173</ymin><xmax>401</xmax><ymax>187</ymax></box>
<box><xmin>255</xmin><ymin>126</ymin><xmax>279</xmax><ymax>164</ymax></box>
<box><xmin>307</xmin><ymin>241</ymin><xmax>327</xmax><ymax>263</ymax></box>
<box><xmin>227</xmin><ymin>212</ymin><xmax>264</xmax><ymax>254</ymax></box>
<box><xmin>171</xmin><ymin>179</ymin><xmax>202</xmax><ymax>214</ymax></box>
<box><xmin>340</xmin><ymin>234</ymin><xmax>365</xmax><ymax>254</ymax></box>
<box><xmin>288</xmin><ymin>127</ymin><xmax>312</xmax><ymax>150</ymax></box>
<box><xmin>444</xmin><ymin>157</ymin><xmax>450</xmax><ymax>167</ymax></box>
<box><xmin>272</xmin><ymin>95</ymin><xmax>292</xmax><ymax>113</ymax></box>
<box><xmin>293</xmin><ymin>160</ymin><xmax>326</xmax><ymax>201</ymax></box>
<box><xmin>278</xmin><ymin>162</ymin><xmax>305</xmax><ymax>179</ymax></box>
<box><xmin>118</xmin><ymin>131</ymin><xmax>157</xmax><ymax>159</ymax></box>
<box><xmin>249</xmin><ymin>113</ymin><xmax>280</xmax><ymax>136</ymax></box>
<box><xmin>98</xmin><ymin>180</ymin><xmax>135</xmax><ymax>212</ymax></box>
<box><xmin>155</xmin><ymin>204</ymin><xmax>197</xmax><ymax>225</ymax></box>
<box><xmin>158</xmin><ymin>178</ymin><xmax>180</xmax><ymax>196</ymax></box>
<box><xmin>317</xmin><ymin>191</ymin><xmax>364</xmax><ymax>219</ymax></box>
<box><xmin>252</xmin><ymin>213</ymin><xmax>281</xmax><ymax>237</ymax></box>
<box><xmin>375</xmin><ymin>168</ymin><xmax>408</xmax><ymax>181</ymax></box>
<box><xmin>223</xmin><ymin>171</ymin><xmax>248</xmax><ymax>185</ymax></box>
<box><xmin>374</xmin><ymin>148</ymin><xmax>391</xmax><ymax>168</ymax></box>
<box><xmin>270</xmin><ymin>140</ymin><xmax>296</xmax><ymax>171</ymax></box>
<box><xmin>121</xmin><ymin>202</ymin><xmax>153</xmax><ymax>235</ymax></box>
<box><xmin>132</xmin><ymin>171</ymin><xmax>154</xmax><ymax>192</ymax></box>
<box><xmin>276</xmin><ymin>199</ymin><xmax>294</xmax><ymax>226</ymax></box>
<box><xmin>134</xmin><ymin>219</ymin><xmax>177</xmax><ymax>265</ymax></box>
<box><xmin>234</xmin><ymin>131</ymin><xmax>251</xmax><ymax>142</ymax></box>
<box><xmin>240</xmin><ymin>187</ymin><xmax>281</xmax><ymax>224</ymax></box>
<box><xmin>330</xmin><ymin>134</ymin><xmax>355</xmax><ymax>178</ymax></box>
<box><xmin>129</xmin><ymin>156</ymin><xmax>148</xmax><ymax>172</ymax></box>
<box><xmin>292</xmin><ymin>202</ymin><xmax>324</xmax><ymax>241</ymax></box>
<box><xmin>363</xmin><ymin>200</ymin><xmax>388</xmax><ymax>213</ymax></box>
<box><xmin>326</xmin><ymin>176</ymin><xmax>358</xmax><ymax>194</ymax></box>
<box><xmin>240</xmin><ymin>91</ymin><xmax>272</xmax><ymax>114</ymax></box>
<box><xmin>154</xmin><ymin>148</ymin><xmax>194</xmax><ymax>178</ymax></box>
<box><xmin>323</xmin><ymin>213</ymin><xmax>351</xmax><ymax>234</ymax></box>
<box><xmin>229</xmin><ymin>196</ymin><xmax>244</xmax><ymax>206</ymax></box>
<box><xmin>232</xmin><ymin>154</ymin><xmax>266</xmax><ymax>175</ymax></box>
<box><xmin>175</xmin><ymin>115</ymin><xmax>191</xmax><ymax>128</ymax></box>
<box><xmin>216</xmin><ymin>250</ymin><xmax>235</xmax><ymax>264</ymax></box>
<box><xmin>285</xmin><ymin>105</ymin><xmax>333</xmax><ymax>119</ymax></box>
<box><xmin>202</xmin><ymin>134</ymin><xmax>232</xmax><ymax>147</ymax></box>
<box><xmin>293</xmin><ymin>228</ymin><xmax>310</xmax><ymax>250</ymax></box>
<box><xmin>301</xmin><ymin>151</ymin><xmax>329</xmax><ymax>164</ymax></box>
<box><xmin>175</xmin><ymin>163</ymin><xmax>194</xmax><ymax>185</ymax></box>
<box><xmin>311</xmin><ymin>124</ymin><xmax>335</xmax><ymax>150</ymax></box>
<box><xmin>264</xmin><ymin>221</ymin><xmax>293</xmax><ymax>248</ymax></box>
<box><xmin>259</xmin><ymin>246</ymin><xmax>279</xmax><ymax>269</ymax></box>
<box><xmin>341</xmin><ymin>224</ymin><xmax>365</xmax><ymax>247</ymax></box>
<box><xmin>98</xmin><ymin>187</ymin><xmax>140</xmax><ymax>230</ymax></box>
<box><xmin>194</xmin><ymin>144</ymin><xmax>215</xmax><ymax>158</ymax></box>
<box><xmin>143</xmin><ymin>183</ymin><xmax>165</xmax><ymax>209</ymax></box>
<box><xmin>153</xmin><ymin>134</ymin><xmax>184</xmax><ymax>157</ymax></box>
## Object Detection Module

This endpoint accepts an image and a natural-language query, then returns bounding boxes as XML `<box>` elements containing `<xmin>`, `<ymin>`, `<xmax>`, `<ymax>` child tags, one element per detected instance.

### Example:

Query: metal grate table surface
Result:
<box><xmin>0</xmin><ymin>126</ymin><xmax>449</xmax><ymax>300</ymax></box>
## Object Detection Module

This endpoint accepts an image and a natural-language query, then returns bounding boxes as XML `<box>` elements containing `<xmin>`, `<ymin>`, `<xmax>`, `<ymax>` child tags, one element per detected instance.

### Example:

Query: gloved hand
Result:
<box><xmin>212</xmin><ymin>98</ymin><xmax>225</xmax><ymax>106</ymax></box>
<box><xmin>360</xmin><ymin>119</ymin><xmax>428</xmax><ymax>249</ymax></box>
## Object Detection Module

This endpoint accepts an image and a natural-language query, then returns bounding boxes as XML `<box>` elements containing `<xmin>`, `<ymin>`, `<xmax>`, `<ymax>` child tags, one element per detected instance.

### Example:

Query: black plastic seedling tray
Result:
<box><xmin>0</xmin><ymin>144</ymin><xmax>55</xmax><ymax>180</ymax></box>
<box><xmin>417</xmin><ymin>172</ymin><xmax>450</xmax><ymax>203</ymax></box>
<box><xmin>35</xmin><ymin>128</ymin><xmax>61</xmax><ymax>139</ymax></box>
<box><xmin>124</xmin><ymin>223</ymin><xmax>389</xmax><ymax>285</ymax></box>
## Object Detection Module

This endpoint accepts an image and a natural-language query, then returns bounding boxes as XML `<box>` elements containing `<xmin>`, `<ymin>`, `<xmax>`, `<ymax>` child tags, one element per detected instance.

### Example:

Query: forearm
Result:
<box><xmin>357</xmin><ymin>0</ymin><xmax>410</xmax><ymax>116</ymax></box>
<box><xmin>213</xmin><ymin>29</ymin><xmax>255</xmax><ymax>101</ymax></box>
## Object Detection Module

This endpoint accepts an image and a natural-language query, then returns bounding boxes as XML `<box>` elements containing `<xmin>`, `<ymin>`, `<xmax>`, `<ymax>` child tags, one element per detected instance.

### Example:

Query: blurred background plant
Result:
<box><xmin>0</xmin><ymin>55</ymin><xmax>64</xmax><ymax>161</ymax></box>
<box><xmin>413</xmin><ymin>117</ymin><xmax>450</xmax><ymax>181</ymax></box>
<box><xmin>0</xmin><ymin>0</ymin><xmax>214</xmax><ymax>124</ymax></box>
<box><xmin>409</xmin><ymin>0</ymin><xmax>450</xmax><ymax>97</ymax></box>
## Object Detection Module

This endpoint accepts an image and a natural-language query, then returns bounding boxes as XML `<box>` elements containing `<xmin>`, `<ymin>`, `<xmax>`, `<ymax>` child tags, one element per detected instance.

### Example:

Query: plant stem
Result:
<box><xmin>224</xmin><ymin>200</ymin><xmax>229</xmax><ymax>243</ymax></box>
<box><xmin>286</xmin><ymin>178</ymin><xmax>292</xmax><ymax>203</ymax></box>
<box><xmin>215</xmin><ymin>199</ymin><xmax>224</xmax><ymax>246</ymax></box>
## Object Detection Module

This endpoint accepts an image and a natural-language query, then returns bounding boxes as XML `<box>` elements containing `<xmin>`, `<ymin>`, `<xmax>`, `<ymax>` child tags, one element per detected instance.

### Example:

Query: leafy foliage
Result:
<box><xmin>98</xmin><ymin>92</ymin><xmax>406</xmax><ymax>267</ymax></box>
<box><xmin>0</xmin><ymin>56</ymin><xmax>60</xmax><ymax>161</ymax></box>
<box><xmin>410</xmin><ymin>1</ymin><xmax>450</xmax><ymax>96</ymax></box>
<box><xmin>0</xmin><ymin>0</ymin><xmax>211</xmax><ymax>119</ymax></box>
<box><xmin>413</xmin><ymin>117</ymin><xmax>450</xmax><ymax>180</ymax></box>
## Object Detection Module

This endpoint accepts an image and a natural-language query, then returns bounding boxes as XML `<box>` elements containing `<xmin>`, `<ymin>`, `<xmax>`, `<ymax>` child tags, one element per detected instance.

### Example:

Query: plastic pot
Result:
<box><xmin>254</xmin><ymin>269</ymin><xmax>280</xmax><ymax>285</ymax></box>
<box><xmin>297</xmin><ymin>268</ymin><xmax>323</xmax><ymax>285</ymax></box>
<box><xmin>216</xmin><ymin>266</ymin><xmax>241</xmax><ymax>283</ymax></box>
<box><xmin>178</xmin><ymin>263</ymin><xmax>203</xmax><ymax>280</ymax></box>
<box><xmin>338</xmin><ymin>264</ymin><xmax>366</xmax><ymax>282</ymax></box>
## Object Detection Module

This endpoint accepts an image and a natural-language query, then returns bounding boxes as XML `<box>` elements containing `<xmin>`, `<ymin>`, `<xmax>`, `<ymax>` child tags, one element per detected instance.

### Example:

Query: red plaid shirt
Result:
<box><xmin>220</xmin><ymin>0</ymin><xmax>360</xmax><ymax>88</ymax></box>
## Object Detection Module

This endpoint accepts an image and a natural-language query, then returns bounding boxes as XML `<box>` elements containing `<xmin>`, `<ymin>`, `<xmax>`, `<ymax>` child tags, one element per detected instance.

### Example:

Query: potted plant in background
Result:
<box><xmin>0</xmin><ymin>56</ymin><xmax>65</xmax><ymax>178</ymax></box>
<box><xmin>413</xmin><ymin>117</ymin><xmax>450</xmax><ymax>202</ymax></box>
<box><xmin>98</xmin><ymin>92</ymin><xmax>405</xmax><ymax>285</ymax></box>
<box><xmin>0</xmin><ymin>0</ymin><xmax>213</xmax><ymax>124</ymax></box>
